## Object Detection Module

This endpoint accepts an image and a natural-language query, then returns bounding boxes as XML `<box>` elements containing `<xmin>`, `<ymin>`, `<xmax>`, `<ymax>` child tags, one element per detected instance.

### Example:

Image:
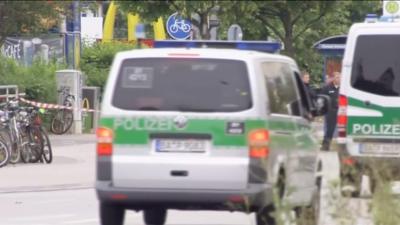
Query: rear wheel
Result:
<box><xmin>100</xmin><ymin>202</ymin><xmax>125</xmax><ymax>225</ymax></box>
<box><xmin>143</xmin><ymin>208</ymin><xmax>167</xmax><ymax>225</ymax></box>
<box><xmin>256</xmin><ymin>205</ymin><xmax>276</xmax><ymax>225</ymax></box>
<box><xmin>51</xmin><ymin>109</ymin><xmax>73</xmax><ymax>135</ymax></box>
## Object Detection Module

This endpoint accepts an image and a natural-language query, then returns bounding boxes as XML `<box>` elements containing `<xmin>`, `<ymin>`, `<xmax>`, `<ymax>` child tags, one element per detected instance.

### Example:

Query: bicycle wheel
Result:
<box><xmin>40</xmin><ymin>127</ymin><xmax>52</xmax><ymax>163</ymax></box>
<box><xmin>0</xmin><ymin>138</ymin><xmax>9</xmax><ymax>167</ymax></box>
<box><xmin>51</xmin><ymin>109</ymin><xmax>73</xmax><ymax>135</ymax></box>
<box><xmin>2</xmin><ymin>128</ymin><xmax>20</xmax><ymax>164</ymax></box>
<box><xmin>21</xmin><ymin>126</ymin><xmax>43</xmax><ymax>163</ymax></box>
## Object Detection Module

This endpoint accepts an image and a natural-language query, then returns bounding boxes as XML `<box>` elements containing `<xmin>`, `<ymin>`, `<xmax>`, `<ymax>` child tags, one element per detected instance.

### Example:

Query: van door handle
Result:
<box><xmin>364</xmin><ymin>100</ymin><xmax>371</xmax><ymax>106</ymax></box>
<box><xmin>171</xmin><ymin>170</ymin><xmax>188</xmax><ymax>177</ymax></box>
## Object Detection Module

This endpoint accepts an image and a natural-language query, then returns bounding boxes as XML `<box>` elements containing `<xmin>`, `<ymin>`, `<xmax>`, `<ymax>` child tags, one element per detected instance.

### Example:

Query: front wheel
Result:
<box><xmin>51</xmin><ymin>109</ymin><xmax>73</xmax><ymax>135</ymax></box>
<box><xmin>144</xmin><ymin>208</ymin><xmax>167</xmax><ymax>225</ymax></box>
<box><xmin>100</xmin><ymin>202</ymin><xmax>125</xmax><ymax>225</ymax></box>
<box><xmin>40</xmin><ymin>127</ymin><xmax>52</xmax><ymax>163</ymax></box>
<box><xmin>0</xmin><ymin>138</ymin><xmax>9</xmax><ymax>167</ymax></box>
<box><xmin>21</xmin><ymin>126</ymin><xmax>43</xmax><ymax>163</ymax></box>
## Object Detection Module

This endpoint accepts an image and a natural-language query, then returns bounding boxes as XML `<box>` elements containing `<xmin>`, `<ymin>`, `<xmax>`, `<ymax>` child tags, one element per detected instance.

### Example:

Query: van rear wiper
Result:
<box><xmin>137</xmin><ymin>106</ymin><xmax>160</xmax><ymax>111</ymax></box>
<box><xmin>176</xmin><ymin>105</ymin><xmax>216</xmax><ymax>112</ymax></box>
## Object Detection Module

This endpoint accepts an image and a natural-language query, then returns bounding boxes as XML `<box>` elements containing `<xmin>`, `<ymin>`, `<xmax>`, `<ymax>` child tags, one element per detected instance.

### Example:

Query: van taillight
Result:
<box><xmin>337</xmin><ymin>95</ymin><xmax>348</xmax><ymax>138</ymax></box>
<box><xmin>248</xmin><ymin>129</ymin><xmax>269</xmax><ymax>158</ymax></box>
<box><xmin>97</xmin><ymin>127</ymin><xmax>113</xmax><ymax>156</ymax></box>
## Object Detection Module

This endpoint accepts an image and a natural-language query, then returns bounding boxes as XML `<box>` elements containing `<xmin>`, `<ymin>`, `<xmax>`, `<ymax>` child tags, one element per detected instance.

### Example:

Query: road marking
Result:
<box><xmin>62</xmin><ymin>218</ymin><xmax>99</xmax><ymax>224</ymax></box>
<box><xmin>9</xmin><ymin>214</ymin><xmax>75</xmax><ymax>221</ymax></box>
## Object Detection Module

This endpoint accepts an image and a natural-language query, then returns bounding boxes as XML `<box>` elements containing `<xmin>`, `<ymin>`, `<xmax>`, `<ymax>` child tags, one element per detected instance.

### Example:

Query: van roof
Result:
<box><xmin>350</xmin><ymin>21</ymin><xmax>400</xmax><ymax>31</ymax></box>
<box><xmin>115</xmin><ymin>48</ymin><xmax>296</xmax><ymax>65</ymax></box>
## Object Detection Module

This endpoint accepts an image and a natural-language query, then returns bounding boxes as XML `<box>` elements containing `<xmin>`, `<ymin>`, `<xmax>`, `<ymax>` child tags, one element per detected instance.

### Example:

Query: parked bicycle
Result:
<box><xmin>27</xmin><ymin>106</ymin><xmax>52</xmax><ymax>163</ymax></box>
<box><xmin>51</xmin><ymin>87</ymin><xmax>74</xmax><ymax>135</ymax></box>
<box><xmin>0</xmin><ymin>99</ymin><xmax>52</xmax><ymax>164</ymax></box>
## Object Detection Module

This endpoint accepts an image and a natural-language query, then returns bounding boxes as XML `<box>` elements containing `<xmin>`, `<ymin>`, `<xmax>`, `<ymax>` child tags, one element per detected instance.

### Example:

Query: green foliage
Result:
<box><xmin>80</xmin><ymin>42</ymin><xmax>136</xmax><ymax>91</ymax></box>
<box><xmin>0</xmin><ymin>56</ymin><xmax>64</xmax><ymax>103</ymax></box>
<box><xmin>0</xmin><ymin>1</ymin><xmax>68</xmax><ymax>44</ymax></box>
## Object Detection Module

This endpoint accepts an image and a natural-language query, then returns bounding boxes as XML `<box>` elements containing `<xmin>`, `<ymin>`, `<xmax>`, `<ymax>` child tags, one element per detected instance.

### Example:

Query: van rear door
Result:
<box><xmin>345</xmin><ymin>34</ymin><xmax>400</xmax><ymax>156</ymax></box>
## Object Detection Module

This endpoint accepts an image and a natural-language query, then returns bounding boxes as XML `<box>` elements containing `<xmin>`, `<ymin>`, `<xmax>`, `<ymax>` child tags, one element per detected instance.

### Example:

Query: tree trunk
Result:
<box><xmin>199</xmin><ymin>13</ymin><xmax>210</xmax><ymax>40</ymax></box>
<box><xmin>281</xmin><ymin>10</ymin><xmax>295</xmax><ymax>57</ymax></box>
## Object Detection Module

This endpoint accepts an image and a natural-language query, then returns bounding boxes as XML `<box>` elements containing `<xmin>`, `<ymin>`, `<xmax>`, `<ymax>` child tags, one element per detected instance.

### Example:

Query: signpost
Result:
<box><xmin>227</xmin><ymin>24</ymin><xmax>243</xmax><ymax>41</ymax></box>
<box><xmin>166</xmin><ymin>13</ymin><xmax>192</xmax><ymax>40</ymax></box>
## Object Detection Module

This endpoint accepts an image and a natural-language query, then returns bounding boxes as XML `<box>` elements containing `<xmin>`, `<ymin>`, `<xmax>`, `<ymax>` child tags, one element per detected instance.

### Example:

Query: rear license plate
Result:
<box><xmin>154</xmin><ymin>139</ymin><xmax>207</xmax><ymax>153</ymax></box>
<box><xmin>360</xmin><ymin>143</ymin><xmax>400</xmax><ymax>155</ymax></box>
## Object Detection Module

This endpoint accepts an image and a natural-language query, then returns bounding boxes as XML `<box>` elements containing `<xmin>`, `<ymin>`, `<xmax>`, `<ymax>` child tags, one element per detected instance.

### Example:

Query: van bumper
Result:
<box><xmin>96</xmin><ymin>181</ymin><xmax>274</xmax><ymax>211</ymax></box>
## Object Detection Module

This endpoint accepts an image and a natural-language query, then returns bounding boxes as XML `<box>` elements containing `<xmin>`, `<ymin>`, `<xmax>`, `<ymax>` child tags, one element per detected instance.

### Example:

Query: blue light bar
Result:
<box><xmin>153</xmin><ymin>40</ymin><xmax>282</xmax><ymax>53</ymax></box>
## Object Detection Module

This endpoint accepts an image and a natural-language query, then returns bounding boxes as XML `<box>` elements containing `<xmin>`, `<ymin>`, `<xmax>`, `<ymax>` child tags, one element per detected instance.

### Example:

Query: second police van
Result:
<box><xmin>95</xmin><ymin>41</ymin><xmax>330</xmax><ymax>225</ymax></box>
<box><xmin>338</xmin><ymin>15</ymin><xmax>400</xmax><ymax>195</ymax></box>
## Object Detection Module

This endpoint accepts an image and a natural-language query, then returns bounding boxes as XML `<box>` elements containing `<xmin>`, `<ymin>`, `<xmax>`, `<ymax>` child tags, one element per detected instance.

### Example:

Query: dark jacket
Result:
<box><xmin>320</xmin><ymin>83</ymin><xmax>339</xmax><ymax>111</ymax></box>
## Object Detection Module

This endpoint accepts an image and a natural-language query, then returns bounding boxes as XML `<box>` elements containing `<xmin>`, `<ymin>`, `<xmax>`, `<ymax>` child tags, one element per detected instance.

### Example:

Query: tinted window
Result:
<box><xmin>351</xmin><ymin>35</ymin><xmax>400</xmax><ymax>96</ymax></box>
<box><xmin>112</xmin><ymin>58</ymin><xmax>252</xmax><ymax>112</ymax></box>
<box><xmin>262</xmin><ymin>62</ymin><xmax>300</xmax><ymax>115</ymax></box>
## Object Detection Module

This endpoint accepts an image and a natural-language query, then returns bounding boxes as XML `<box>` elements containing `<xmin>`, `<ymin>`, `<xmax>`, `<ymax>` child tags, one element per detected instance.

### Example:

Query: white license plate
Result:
<box><xmin>360</xmin><ymin>143</ymin><xmax>400</xmax><ymax>155</ymax></box>
<box><xmin>154</xmin><ymin>139</ymin><xmax>207</xmax><ymax>153</ymax></box>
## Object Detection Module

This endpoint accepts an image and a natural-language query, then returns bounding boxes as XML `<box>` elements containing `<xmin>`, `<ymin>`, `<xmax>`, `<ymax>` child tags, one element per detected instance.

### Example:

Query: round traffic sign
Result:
<box><xmin>386</xmin><ymin>1</ymin><xmax>399</xmax><ymax>14</ymax></box>
<box><xmin>166</xmin><ymin>12</ymin><xmax>192</xmax><ymax>40</ymax></box>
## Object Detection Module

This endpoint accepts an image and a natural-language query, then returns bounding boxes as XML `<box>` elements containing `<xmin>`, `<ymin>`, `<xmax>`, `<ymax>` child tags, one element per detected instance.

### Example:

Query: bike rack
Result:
<box><xmin>0</xmin><ymin>85</ymin><xmax>25</xmax><ymax>102</ymax></box>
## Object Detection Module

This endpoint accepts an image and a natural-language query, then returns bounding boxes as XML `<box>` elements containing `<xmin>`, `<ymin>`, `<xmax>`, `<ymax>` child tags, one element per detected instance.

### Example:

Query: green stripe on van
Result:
<box><xmin>348</xmin><ymin>97</ymin><xmax>400</xmax><ymax>136</ymax></box>
<box><xmin>100</xmin><ymin>117</ymin><xmax>266</xmax><ymax>146</ymax></box>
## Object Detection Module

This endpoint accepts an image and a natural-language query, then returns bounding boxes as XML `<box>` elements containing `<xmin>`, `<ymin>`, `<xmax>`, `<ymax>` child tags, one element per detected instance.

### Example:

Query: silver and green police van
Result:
<box><xmin>96</xmin><ymin>45</ymin><xmax>329</xmax><ymax>225</ymax></box>
<box><xmin>338</xmin><ymin>17</ymin><xmax>400</xmax><ymax>195</ymax></box>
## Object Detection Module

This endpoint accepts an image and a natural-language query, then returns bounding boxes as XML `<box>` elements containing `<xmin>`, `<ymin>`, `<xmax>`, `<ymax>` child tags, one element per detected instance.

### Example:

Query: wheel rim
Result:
<box><xmin>0</xmin><ymin>142</ymin><xmax>8</xmax><ymax>167</ymax></box>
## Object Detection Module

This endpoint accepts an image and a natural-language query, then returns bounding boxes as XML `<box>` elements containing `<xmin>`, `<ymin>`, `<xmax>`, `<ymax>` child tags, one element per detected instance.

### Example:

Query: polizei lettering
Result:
<box><xmin>353</xmin><ymin>124</ymin><xmax>400</xmax><ymax>135</ymax></box>
<box><xmin>114</xmin><ymin>118</ymin><xmax>173</xmax><ymax>131</ymax></box>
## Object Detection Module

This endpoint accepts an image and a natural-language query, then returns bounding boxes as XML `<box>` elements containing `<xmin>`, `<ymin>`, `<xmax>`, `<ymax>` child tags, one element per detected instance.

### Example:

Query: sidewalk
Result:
<box><xmin>0</xmin><ymin>134</ymin><xmax>96</xmax><ymax>193</ymax></box>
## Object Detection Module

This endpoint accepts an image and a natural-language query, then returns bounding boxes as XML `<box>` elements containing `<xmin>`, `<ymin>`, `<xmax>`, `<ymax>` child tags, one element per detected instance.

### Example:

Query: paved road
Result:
<box><xmin>0</xmin><ymin>134</ymin><xmax>376</xmax><ymax>225</ymax></box>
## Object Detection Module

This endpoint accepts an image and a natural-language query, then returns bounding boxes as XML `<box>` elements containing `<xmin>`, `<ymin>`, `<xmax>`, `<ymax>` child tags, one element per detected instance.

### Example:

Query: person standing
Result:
<box><xmin>320</xmin><ymin>71</ymin><xmax>341</xmax><ymax>151</ymax></box>
<box><xmin>301</xmin><ymin>70</ymin><xmax>317</xmax><ymax>100</ymax></box>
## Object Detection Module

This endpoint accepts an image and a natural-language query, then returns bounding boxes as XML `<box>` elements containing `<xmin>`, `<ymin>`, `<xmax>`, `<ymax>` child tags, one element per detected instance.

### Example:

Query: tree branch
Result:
<box><xmin>293</xmin><ymin>5</ymin><xmax>329</xmax><ymax>41</ymax></box>
<box><xmin>169</xmin><ymin>0</ymin><xmax>181</xmax><ymax>12</ymax></box>
<box><xmin>255</xmin><ymin>14</ymin><xmax>284</xmax><ymax>41</ymax></box>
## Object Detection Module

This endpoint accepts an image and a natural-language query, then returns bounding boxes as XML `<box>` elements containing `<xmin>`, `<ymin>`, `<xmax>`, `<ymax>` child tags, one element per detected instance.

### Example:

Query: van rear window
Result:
<box><xmin>112</xmin><ymin>58</ymin><xmax>252</xmax><ymax>112</ymax></box>
<box><xmin>351</xmin><ymin>35</ymin><xmax>400</xmax><ymax>96</ymax></box>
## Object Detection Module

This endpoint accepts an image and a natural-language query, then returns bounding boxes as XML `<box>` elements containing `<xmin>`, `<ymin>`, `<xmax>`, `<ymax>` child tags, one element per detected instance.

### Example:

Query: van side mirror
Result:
<box><xmin>312</xmin><ymin>94</ymin><xmax>331</xmax><ymax>117</ymax></box>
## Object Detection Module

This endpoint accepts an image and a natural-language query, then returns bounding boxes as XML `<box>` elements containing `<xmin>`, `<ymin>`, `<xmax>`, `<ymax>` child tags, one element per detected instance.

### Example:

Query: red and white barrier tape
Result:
<box><xmin>19</xmin><ymin>97</ymin><xmax>98</xmax><ymax>112</ymax></box>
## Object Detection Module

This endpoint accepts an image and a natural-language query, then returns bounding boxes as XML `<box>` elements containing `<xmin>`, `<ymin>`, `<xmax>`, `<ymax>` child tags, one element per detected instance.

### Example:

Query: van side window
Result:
<box><xmin>261</xmin><ymin>62</ymin><xmax>301</xmax><ymax>116</ymax></box>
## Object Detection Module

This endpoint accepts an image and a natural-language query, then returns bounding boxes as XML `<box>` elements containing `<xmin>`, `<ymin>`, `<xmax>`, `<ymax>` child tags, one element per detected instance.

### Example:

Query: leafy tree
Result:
<box><xmin>0</xmin><ymin>1</ymin><xmax>68</xmax><ymax>45</ymax></box>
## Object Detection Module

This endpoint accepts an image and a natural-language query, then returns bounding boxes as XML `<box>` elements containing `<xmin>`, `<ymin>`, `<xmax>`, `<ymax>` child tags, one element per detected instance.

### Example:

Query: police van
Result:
<box><xmin>96</xmin><ymin>43</ymin><xmax>329</xmax><ymax>225</ymax></box>
<box><xmin>338</xmin><ymin>16</ymin><xmax>400</xmax><ymax>195</ymax></box>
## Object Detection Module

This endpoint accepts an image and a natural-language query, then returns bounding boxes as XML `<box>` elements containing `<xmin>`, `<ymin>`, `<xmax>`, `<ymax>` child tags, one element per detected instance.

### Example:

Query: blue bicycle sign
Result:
<box><xmin>166</xmin><ymin>12</ymin><xmax>192</xmax><ymax>40</ymax></box>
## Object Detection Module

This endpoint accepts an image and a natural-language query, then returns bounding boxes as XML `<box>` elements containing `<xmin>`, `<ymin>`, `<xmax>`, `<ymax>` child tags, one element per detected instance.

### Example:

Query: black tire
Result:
<box><xmin>0</xmin><ymin>128</ymin><xmax>15</xmax><ymax>164</ymax></box>
<box><xmin>40</xmin><ymin>127</ymin><xmax>52</xmax><ymax>163</ymax></box>
<box><xmin>4</xmin><ymin>129</ymin><xmax>20</xmax><ymax>164</ymax></box>
<box><xmin>100</xmin><ymin>202</ymin><xmax>125</xmax><ymax>225</ymax></box>
<box><xmin>0</xmin><ymin>138</ymin><xmax>9</xmax><ymax>167</ymax></box>
<box><xmin>51</xmin><ymin>109</ymin><xmax>73</xmax><ymax>135</ymax></box>
<box><xmin>143</xmin><ymin>208</ymin><xmax>167</xmax><ymax>225</ymax></box>
<box><xmin>256</xmin><ymin>205</ymin><xmax>276</xmax><ymax>225</ymax></box>
<box><xmin>22</xmin><ymin>126</ymin><xmax>44</xmax><ymax>163</ymax></box>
